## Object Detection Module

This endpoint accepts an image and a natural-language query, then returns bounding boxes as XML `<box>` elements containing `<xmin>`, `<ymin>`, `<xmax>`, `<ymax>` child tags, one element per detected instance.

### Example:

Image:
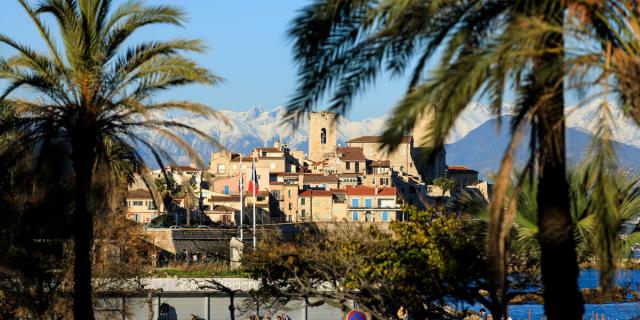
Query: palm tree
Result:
<box><xmin>0</xmin><ymin>1</ymin><xmax>225</xmax><ymax>319</ymax></box>
<box><xmin>285</xmin><ymin>1</ymin><xmax>583</xmax><ymax>318</ymax></box>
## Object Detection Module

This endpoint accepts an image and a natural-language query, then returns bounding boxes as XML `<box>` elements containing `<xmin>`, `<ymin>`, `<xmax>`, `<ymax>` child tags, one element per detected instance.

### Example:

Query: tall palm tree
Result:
<box><xmin>285</xmin><ymin>1</ymin><xmax>583</xmax><ymax>318</ymax></box>
<box><xmin>0</xmin><ymin>1</ymin><xmax>225</xmax><ymax>318</ymax></box>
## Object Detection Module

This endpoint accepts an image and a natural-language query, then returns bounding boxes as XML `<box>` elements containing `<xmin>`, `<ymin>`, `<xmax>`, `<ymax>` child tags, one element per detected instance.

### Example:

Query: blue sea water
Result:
<box><xmin>462</xmin><ymin>270</ymin><xmax>640</xmax><ymax>320</ymax></box>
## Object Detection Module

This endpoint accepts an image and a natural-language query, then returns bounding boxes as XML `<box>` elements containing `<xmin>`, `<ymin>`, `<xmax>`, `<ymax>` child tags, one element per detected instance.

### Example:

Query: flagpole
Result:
<box><xmin>239</xmin><ymin>155</ymin><xmax>243</xmax><ymax>241</ymax></box>
<box><xmin>252</xmin><ymin>155</ymin><xmax>257</xmax><ymax>250</ymax></box>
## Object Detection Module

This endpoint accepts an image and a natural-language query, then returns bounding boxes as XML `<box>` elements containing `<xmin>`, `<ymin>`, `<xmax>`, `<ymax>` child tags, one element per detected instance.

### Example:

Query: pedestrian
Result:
<box><xmin>479</xmin><ymin>308</ymin><xmax>488</xmax><ymax>320</ymax></box>
<box><xmin>397</xmin><ymin>305</ymin><xmax>405</xmax><ymax>320</ymax></box>
<box><xmin>276</xmin><ymin>316</ymin><xmax>282</xmax><ymax>320</ymax></box>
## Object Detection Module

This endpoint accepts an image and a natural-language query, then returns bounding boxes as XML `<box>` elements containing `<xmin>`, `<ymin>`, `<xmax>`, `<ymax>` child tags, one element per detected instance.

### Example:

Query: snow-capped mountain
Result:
<box><xmin>134</xmin><ymin>102</ymin><xmax>640</xmax><ymax>167</ymax></box>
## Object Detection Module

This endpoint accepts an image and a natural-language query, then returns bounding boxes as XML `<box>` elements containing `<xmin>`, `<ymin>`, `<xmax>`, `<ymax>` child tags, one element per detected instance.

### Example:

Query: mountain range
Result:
<box><xmin>135</xmin><ymin>102</ymin><xmax>640</xmax><ymax>175</ymax></box>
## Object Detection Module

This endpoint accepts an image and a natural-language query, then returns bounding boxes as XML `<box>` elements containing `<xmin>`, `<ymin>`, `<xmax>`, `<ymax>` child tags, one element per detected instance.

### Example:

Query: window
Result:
<box><xmin>232</xmin><ymin>164</ymin><xmax>237</xmax><ymax>170</ymax></box>
<box><xmin>132</xmin><ymin>200</ymin><xmax>143</xmax><ymax>206</ymax></box>
<box><xmin>217</xmin><ymin>164</ymin><xmax>226</xmax><ymax>174</ymax></box>
<box><xmin>351</xmin><ymin>198</ymin><xmax>359</xmax><ymax>208</ymax></box>
<box><xmin>288</xmin><ymin>190</ymin><xmax>291</xmax><ymax>197</ymax></box>
<box><xmin>301</xmin><ymin>209</ymin><xmax>306</xmax><ymax>217</ymax></box>
<box><xmin>301</xmin><ymin>198</ymin><xmax>306</xmax><ymax>205</ymax></box>
<box><xmin>372</xmin><ymin>177</ymin><xmax>376</xmax><ymax>185</ymax></box>
<box><xmin>346</xmin><ymin>162</ymin><xmax>351</xmax><ymax>170</ymax></box>
<box><xmin>148</xmin><ymin>202</ymin><xmax>157</xmax><ymax>210</ymax></box>
<box><xmin>224</xmin><ymin>185</ymin><xmax>229</xmax><ymax>195</ymax></box>
<box><xmin>365</xmin><ymin>198</ymin><xmax>372</xmax><ymax>208</ymax></box>
<box><xmin>352</xmin><ymin>211</ymin><xmax>359</xmax><ymax>221</ymax></box>
<box><xmin>288</xmin><ymin>203</ymin><xmax>292</xmax><ymax>210</ymax></box>
<box><xmin>355</xmin><ymin>162</ymin><xmax>360</xmax><ymax>172</ymax></box>
<box><xmin>382</xmin><ymin>211</ymin><xmax>389</xmax><ymax>222</ymax></box>
<box><xmin>320</xmin><ymin>128</ymin><xmax>327</xmax><ymax>144</ymax></box>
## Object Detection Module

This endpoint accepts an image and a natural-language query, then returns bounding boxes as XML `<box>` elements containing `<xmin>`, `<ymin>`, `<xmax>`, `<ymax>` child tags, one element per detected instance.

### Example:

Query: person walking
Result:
<box><xmin>479</xmin><ymin>308</ymin><xmax>488</xmax><ymax>320</ymax></box>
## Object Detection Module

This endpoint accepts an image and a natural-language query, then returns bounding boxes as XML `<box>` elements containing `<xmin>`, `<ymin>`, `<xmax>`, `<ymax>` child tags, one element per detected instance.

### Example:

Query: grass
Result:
<box><xmin>151</xmin><ymin>262</ymin><xmax>249</xmax><ymax>278</ymax></box>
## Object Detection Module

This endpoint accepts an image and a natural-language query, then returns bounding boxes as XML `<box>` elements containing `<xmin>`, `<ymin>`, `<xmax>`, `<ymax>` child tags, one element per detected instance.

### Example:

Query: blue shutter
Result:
<box><xmin>352</xmin><ymin>211</ymin><xmax>359</xmax><ymax>221</ymax></box>
<box><xmin>382</xmin><ymin>211</ymin><xmax>389</xmax><ymax>222</ymax></box>
<box><xmin>351</xmin><ymin>198</ymin><xmax>359</xmax><ymax>208</ymax></box>
<box><xmin>365</xmin><ymin>198</ymin><xmax>372</xmax><ymax>208</ymax></box>
<box><xmin>224</xmin><ymin>185</ymin><xmax>229</xmax><ymax>195</ymax></box>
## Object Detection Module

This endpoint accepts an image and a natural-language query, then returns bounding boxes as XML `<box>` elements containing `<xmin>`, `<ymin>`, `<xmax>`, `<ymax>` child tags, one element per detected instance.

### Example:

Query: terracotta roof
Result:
<box><xmin>448</xmin><ymin>165</ymin><xmax>478</xmax><ymax>173</ymax></box>
<box><xmin>345</xmin><ymin>185</ymin><xmax>397</xmax><ymax>196</ymax></box>
<box><xmin>347</xmin><ymin>135</ymin><xmax>412</xmax><ymax>144</ymax></box>
<box><xmin>168</xmin><ymin>165</ymin><xmax>199</xmax><ymax>172</ymax></box>
<box><xmin>304</xmin><ymin>174</ymin><xmax>338</xmax><ymax>184</ymax></box>
<box><xmin>210</xmin><ymin>195</ymin><xmax>241</xmax><ymax>202</ymax></box>
<box><xmin>126</xmin><ymin>189</ymin><xmax>153</xmax><ymax>199</ymax></box>
<box><xmin>299</xmin><ymin>189</ymin><xmax>333</xmax><ymax>197</ymax></box>
<box><xmin>377</xmin><ymin>187</ymin><xmax>397</xmax><ymax>196</ymax></box>
<box><xmin>345</xmin><ymin>185</ymin><xmax>376</xmax><ymax>196</ymax></box>
<box><xmin>338</xmin><ymin>173</ymin><xmax>359</xmax><ymax>178</ymax></box>
<box><xmin>336</xmin><ymin>147</ymin><xmax>366</xmax><ymax>161</ymax></box>
<box><xmin>370</xmin><ymin>160</ymin><xmax>391</xmax><ymax>167</ymax></box>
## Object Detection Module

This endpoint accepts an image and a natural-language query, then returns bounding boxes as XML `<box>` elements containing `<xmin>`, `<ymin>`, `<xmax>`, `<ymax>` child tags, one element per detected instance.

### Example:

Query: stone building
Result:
<box><xmin>447</xmin><ymin>165</ymin><xmax>479</xmax><ymax>188</ymax></box>
<box><xmin>347</xmin><ymin>136</ymin><xmax>420</xmax><ymax>178</ymax></box>
<box><xmin>308</xmin><ymin>112</ymin><xmax>337</xmax><ymax>162</ymax></box>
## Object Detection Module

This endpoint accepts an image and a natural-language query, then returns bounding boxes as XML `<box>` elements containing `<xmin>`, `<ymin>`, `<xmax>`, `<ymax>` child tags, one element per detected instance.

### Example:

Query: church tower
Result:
<box><xmin>308</xmin><ymin>112</ymin><xmax>337</xmax><ymax>162</ymax></box>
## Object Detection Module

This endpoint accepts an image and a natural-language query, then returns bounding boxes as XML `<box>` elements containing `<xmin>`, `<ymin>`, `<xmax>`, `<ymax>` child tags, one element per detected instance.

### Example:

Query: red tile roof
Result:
<box><xmin>345</xmin><ymin>185</ymin><xmax>376</xmax><ymax>196</ymax></box>
<box><xmin>299</xmin><ymin>189</ymin><xmax>333</xmax><ymax>197</ymax></box>
<box><xmin>169</xmin><ymin>165</ymin><xmax>199</xmax><ymax>172</ymax></box>
<box><xmin>126</xmin><ymin>189</ymin><xmax>153</xmax><ymax>199</ymax></box>
<box><xmin>448</xmin><ymin>165</ymin><xmax>478</xmax><ymax>173</ymax></box>
<box><xmin>370</xmin><ymin>160</ymin><xmax>391</xmax><ymax>167</ymax></box>
<box><xmin>347</xmin><ymin>135</ymin><xmax>412</xmax><ymax>144</ymax></box>
<box><xmin>345</xmin><ymin>185</ymin><xmax>397</xmax><ymax>196</ymax></box>
<box><xmin>336</xmin><ymin>147</ymin><xmax>366</xmax><ymax>161</ymax></box>
<box><xmin>377</xmin><ymin>187</ymin><xmax>397</xmax><ymax>196</ymax></box>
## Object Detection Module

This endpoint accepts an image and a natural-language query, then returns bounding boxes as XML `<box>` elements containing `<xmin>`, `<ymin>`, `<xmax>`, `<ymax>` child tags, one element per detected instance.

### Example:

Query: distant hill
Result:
<box><xmin>132</xmin><ymin>103</ymin><xmax>640</xmax><ymax>172</ymax></box>
<box><xmin>445</xmin><ymin>115</ymin><xmax>640</xmax><ymax>177</ymax></box>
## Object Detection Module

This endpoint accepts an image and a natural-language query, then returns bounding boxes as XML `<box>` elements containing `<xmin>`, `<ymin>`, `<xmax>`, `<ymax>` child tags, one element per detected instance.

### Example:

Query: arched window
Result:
<box><xmin>320</xmin><ymin>128</ymin><xmax>327</xmax><ymax>144</ymax></box>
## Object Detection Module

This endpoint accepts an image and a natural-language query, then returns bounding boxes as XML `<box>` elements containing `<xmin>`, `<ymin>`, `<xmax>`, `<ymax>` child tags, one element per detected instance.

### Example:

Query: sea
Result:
<box><xmin>462</xmin><ymin>269</ymin><xmax>640</xmax><ymax>320</ymax></box>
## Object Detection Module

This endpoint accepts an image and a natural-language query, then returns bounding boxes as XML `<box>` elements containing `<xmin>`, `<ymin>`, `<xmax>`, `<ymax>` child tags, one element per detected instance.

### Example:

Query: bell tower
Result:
<box><xmin>308</xmin><ymin>112</ymin><xmax>337</xmax><ymax>162</ymax></box>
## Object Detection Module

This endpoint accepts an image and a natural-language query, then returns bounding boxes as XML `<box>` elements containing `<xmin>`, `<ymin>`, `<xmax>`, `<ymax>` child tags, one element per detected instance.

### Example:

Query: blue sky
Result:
<box><xmin>0</xmin><ymin>1</ymin><xmax>412</xmax><ymax>120</ymax></box>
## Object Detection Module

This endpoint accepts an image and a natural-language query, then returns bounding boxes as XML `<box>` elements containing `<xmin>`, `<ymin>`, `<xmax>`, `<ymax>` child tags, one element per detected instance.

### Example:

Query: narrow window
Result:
<box><xmin>320</xmin><ymin>128</ymin><xmax>327</xmax><ymax>144</ymax></box>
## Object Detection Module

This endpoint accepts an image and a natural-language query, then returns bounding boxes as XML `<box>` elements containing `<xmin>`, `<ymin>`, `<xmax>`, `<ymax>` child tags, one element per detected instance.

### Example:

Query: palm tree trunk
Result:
<box><xmin>534</xmin><ymin>7</ymin><xmax>584</xmax><ymax>318</ymax></box>
<box><xmin>71</xmin><ymin>133</ymin><xmax>97</xmax><ymax>320</ymax></box>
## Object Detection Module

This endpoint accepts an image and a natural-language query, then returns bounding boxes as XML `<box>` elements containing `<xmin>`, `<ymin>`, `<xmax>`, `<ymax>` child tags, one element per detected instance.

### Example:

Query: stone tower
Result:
<box><xmin>308</xmin><ymin>112</ymin><xmax>337</xmax><ymax>162</ymax></box>
<box><xmin>411</xmin><ymin>110</ymin><xmax>447</xmax><ymax>182</ymax></box>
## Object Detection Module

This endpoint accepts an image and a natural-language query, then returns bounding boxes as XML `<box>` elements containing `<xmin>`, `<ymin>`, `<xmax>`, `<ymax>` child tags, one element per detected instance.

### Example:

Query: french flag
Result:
<box><xmin>248</xmin><ymin>162</ymin><xmax>259</xmax><ymax>194</ymax></box>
